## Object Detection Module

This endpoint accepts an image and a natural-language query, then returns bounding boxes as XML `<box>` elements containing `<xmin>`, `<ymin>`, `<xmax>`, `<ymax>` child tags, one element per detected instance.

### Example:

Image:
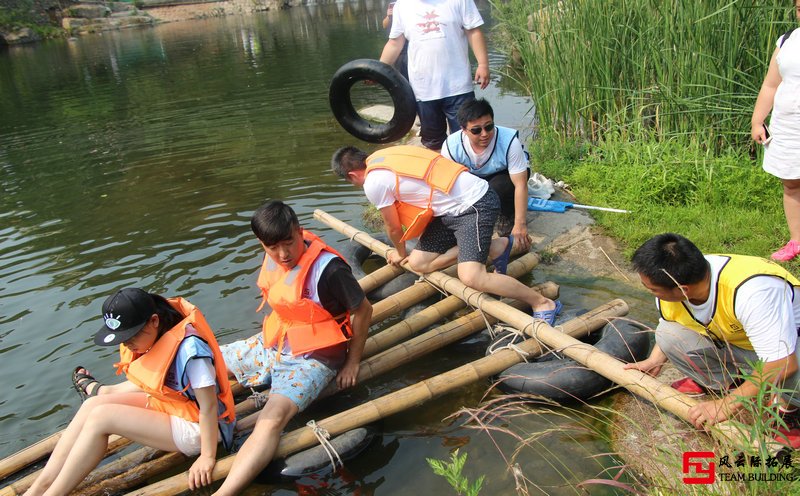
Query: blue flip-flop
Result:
<box><xmin>532</xmin><ymin>300</ymin><xmax>563</xmax><ymax>326</ymax></box>
<box><xmin>492</xmin><ymin>235</ymin><xmax>514</xmax><ymax>275</ymax></box>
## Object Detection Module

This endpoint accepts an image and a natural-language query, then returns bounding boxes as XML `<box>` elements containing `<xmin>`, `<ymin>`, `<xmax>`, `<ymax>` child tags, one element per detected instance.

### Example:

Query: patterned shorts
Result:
<box><xmin>417</xmin><ymin>189</ymin><xmax>500</xmax><ymax>263</ymax></box>
<box><xmin>220</xmin><ymin>333</ymin><xmax>336</xmax><ymax>412</ymax></box>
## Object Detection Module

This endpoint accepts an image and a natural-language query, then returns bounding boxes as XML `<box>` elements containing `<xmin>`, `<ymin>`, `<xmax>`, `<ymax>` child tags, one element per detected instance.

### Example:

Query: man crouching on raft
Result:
<box><xmin>624</xmin><ymin>233</ymin><xmax>800</xmax><ymax>446</ymax></box>
<box><xmin>213</xmin><ymin>200</ymin><xmax>372</xmax><ymax>495</ymax></box>
<box><xmin>331</xmin><ymin>145</ymin><xmax>561</xmax><ymax>324</ymax></box>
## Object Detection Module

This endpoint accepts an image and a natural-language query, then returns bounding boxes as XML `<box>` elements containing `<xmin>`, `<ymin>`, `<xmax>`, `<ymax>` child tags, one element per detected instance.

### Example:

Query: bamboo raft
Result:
<box><xmin>0</xmin><ymin>210</ymin><xmax>757</xmax><ymax>495</ymax></box>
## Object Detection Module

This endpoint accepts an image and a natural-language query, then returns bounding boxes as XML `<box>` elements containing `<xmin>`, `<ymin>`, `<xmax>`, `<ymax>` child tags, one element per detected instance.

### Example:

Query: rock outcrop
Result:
<box><xmin>60</xmin><ymin>2</ymin><xmax>155</xmax><ymax>35</ymax></box>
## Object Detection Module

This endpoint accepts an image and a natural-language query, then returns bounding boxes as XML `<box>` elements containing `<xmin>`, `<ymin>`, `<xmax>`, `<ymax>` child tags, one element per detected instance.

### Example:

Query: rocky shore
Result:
<box><xmin>0</xmin><ymin>0</ymin><xmax>299</xmax><ymax>46</ymax></box>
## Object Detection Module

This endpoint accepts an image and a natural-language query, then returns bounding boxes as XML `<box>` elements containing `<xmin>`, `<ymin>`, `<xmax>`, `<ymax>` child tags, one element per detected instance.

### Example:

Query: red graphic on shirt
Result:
<box><xmin>418</xmin><ymin>10</ymin><xmax>444</xmax><ymax>34</ymax></box>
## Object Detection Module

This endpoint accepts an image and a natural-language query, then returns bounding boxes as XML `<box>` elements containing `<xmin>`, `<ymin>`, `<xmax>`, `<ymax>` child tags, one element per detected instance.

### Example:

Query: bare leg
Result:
<box><xmin>783</xmin><ymin>179</ymin><xmax>800</xmax><ymax>242</ymax></box>
<box><xmin>32</xmin><ymin>393</ymin><xmax>177</xmax><ymax>496</ymax></box>
<box><xmin>457</xmin><ymin>261</ymin><xmax>555</xmax><ymax>313</ymax></box>
<box><xmin>487</xmin><ymin>236</ymin><xmax>511</xmax><ymax>260</ymax></box>
<box><xmin>407</xmin><ymin>246</ymin><xmax>459</xmax><ymax>273</ymax></box>
<box><xmin>25</xmin><ymin>393</ymin><xmax>146</xmax><ymax>495</ymax></box>
<box><xmin>212</xmin><ymin>394</ymin><xmax>298</xmax><ymax>496</ymax></box>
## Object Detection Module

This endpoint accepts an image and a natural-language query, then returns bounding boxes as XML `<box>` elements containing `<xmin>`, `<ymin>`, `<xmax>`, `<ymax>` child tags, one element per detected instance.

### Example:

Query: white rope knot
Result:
<box><xmin>248</xmin><ymin>389</ymin><xmax>268</xmax><ymax>410</ymax></box>
<box><xmin>486</xmin><ymin>325</ymin><xmax>531</xmax><ymax>361</ymax></box>
<box><xmin>306</xmin><ymin>420</ymin><xmax>344</xmax><ymax>471</ymax></box>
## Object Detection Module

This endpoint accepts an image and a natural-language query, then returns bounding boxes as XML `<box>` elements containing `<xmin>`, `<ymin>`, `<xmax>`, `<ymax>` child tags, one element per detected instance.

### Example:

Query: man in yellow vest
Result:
<box><xmin>214</xmin><ymin>201</ymin><xmax>373</xmax><ymax>495</ymax></box>
<box><xmin>330</xmin><ymin>145</ymin><xmax>560</xmax><ymax>324</ymax></box>
<box><xmin>624</xmin><ymin>233</ymin><xmax>800</xmax><ymax>445</ymax></box>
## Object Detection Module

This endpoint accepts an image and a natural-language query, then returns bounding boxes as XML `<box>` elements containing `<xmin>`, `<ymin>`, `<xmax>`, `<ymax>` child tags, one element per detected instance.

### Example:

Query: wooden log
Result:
<box><xmin>120</xmin><ymin>298</ymin><xmax>628</xmax><ymax>496</ymax></box>
<box><xmin>315</xmin><ymin>209</ymin><xmax>755</xmax><ymax>449</ymax></box>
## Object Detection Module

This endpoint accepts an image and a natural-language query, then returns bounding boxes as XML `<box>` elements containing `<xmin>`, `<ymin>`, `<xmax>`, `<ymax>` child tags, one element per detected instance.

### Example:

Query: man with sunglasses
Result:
<box><xmin>441</xmin><ymin>98</ymin><xmax>531</xmax><ymax>247</ymax></box>
<box><xmin>624</xmin><ymin>233</ymin><xmax>800</xmax><ymax>446</ymax></box>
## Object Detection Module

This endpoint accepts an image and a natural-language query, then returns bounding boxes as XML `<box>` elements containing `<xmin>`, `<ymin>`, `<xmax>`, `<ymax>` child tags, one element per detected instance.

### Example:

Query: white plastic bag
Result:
<box><xmin>527</xmin><ymin>172</ymin><xmax>555</xmax><ymax>199</ymax></box>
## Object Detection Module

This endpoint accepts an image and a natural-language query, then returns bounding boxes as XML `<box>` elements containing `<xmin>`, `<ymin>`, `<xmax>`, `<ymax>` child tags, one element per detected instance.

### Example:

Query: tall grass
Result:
<box><xmin>493</xmin><ymin>0</ymin><xmax>796</xmax><ymax>152</ymax></box>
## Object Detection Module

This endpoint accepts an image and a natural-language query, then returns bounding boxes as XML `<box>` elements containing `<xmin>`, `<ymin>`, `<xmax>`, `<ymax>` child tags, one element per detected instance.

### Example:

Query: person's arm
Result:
<box><xmin>187</xmin><ymin>383</ymin><xmax>218</xmax><ymax>490</ymax></box>
<box><xmin>622</xmin><ymin>343</ymin><xmax>668</xmax><ymax>377</ymax></box>
<box><xmin>380</xmin><ymin>35</ymin><xmax>407</xmax><ymax>66</ymax></box>
<box><xmin>465</xmin><ymin>27</ymin><xmax>489</xmax><ymax>89</ymax></box>
<box><xmin>336</xmin><ymin>297</ymin><xmax>373</xmax><ymax>389</ymax></box>
<box><xmin>379</xmin><ymin>204</ymin><xmax>408</xmax><ymax>265</ymax></box>
<box><xmin>509</xmin><ymin>171</ymin><xmax>530</xmax><ymax>250</ymax></box>
<box><xmin>751</xmin><ymin>48</ymin><xmax>782</xmax><ymax>143</ymax></box>
<box><xmin>382</xmin><ymin>2</ymin><xmax>394</xmax><ymax>29</ymax></box>
<box><xmin>688</xmin><ymin>355</ymin><xmax>798</xmax><ymax>429</ymax></box>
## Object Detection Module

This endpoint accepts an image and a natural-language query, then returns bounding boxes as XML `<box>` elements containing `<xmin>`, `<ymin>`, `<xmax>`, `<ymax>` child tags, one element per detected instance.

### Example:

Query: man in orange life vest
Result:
<box><xmin>623</xmin><ymin>233</ymin><xmax>800</xmax><ymax>445</ymax></box>
<box><xmin>331</xmin><ymin>145</ymin><xmax>561</xmax><ymax>324</ymax></box>
<box><xmin>215</xmin><ymin>200</ymin><xmax>372</xmax><ymax>495</ymax></box>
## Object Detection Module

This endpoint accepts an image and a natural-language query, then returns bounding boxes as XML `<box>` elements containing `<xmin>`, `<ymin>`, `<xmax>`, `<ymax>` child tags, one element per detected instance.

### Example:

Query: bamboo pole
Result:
<box><xmin>358</xmin><ymin>263</ymin><xmax>407</xmax><ymax>294</ymax></box>
<box><xmin>0</xmin><ymin>258</ymin><xmax>407</xmax><ymax>484</ymax></box>
<box><xmin>363</xmin><ymin>253</ymin><xmax>547</xmax><ymax>358</ymax></box>
<box><xmin>323</xmin><ymin>295</ymin><xmax>534</xmax><ymax>398</ymax></box>
<box><xmin>314</xmin><ymin>209</ymin><xmax>754</xmax><ymax>448</ymax></box>
<box><xmin>363</xmin><ymin>281</ymin><xmax>557</xmax><ymax>359</ymax></box>
<box><xmin>122</xmin><ymin>298</ymin><xmax>628</xmax><ymax>496</ymax></box>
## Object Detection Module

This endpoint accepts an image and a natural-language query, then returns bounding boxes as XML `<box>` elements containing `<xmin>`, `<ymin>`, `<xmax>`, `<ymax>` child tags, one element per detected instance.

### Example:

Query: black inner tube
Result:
<box><xmin>329</xmin><ymin>59</ymin><xmax>416</xmax><ymax>144</ymax></box>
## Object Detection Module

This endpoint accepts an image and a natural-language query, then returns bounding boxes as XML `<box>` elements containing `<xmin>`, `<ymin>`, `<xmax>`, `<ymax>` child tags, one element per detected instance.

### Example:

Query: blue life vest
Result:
<box><xmin>444</xmin><ymin>125</ymin><xmax>527</xmax><ymax>178</ymax></box>
<box><xmin>167</xmin><ymin>334</ymin><xmax>236</xmax><ymax>451</ymax></box>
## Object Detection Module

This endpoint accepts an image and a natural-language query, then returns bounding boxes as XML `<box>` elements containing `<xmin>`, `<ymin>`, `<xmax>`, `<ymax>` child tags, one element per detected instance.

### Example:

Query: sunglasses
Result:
<box><xmin>468</xmin><ymin>123</ymin><xmax>495</xmax><ymax>135</ymax></box>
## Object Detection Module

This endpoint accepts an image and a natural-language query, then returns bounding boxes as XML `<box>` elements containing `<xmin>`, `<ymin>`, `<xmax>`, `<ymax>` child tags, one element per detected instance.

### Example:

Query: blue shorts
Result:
<box><xmin>220</xmin><ymin>333</ymin><xmax>337</xmax><ymax>412</ymax></box>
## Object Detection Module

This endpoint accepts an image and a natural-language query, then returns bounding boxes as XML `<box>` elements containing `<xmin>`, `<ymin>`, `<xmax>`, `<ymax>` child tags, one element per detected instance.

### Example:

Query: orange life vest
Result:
<box><xmin>366</xmin><ymin>145</ymin><xmax>467</xmax><ymax>241</ymax></box>
<box><xmin>114</xmin><ymin>298</ymin><xmax>236</xmax><ymax>427</ymax></box>
<box><xmin>257</xmin><ymin>230</ymin><xmax>353</xmax><ymax>356</ymax></box>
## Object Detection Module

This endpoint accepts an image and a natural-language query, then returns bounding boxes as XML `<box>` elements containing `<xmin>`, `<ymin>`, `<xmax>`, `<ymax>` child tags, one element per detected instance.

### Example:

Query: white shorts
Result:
<box><xmin>169</xmin><ymin>416</ymin><xmax>220</xmax><ymax>456</ymax></box>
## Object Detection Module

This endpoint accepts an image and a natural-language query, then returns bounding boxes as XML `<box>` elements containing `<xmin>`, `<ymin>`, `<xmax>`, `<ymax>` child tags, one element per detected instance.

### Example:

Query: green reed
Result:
<box><xmin>492</xmin><ymin>0</ymin><xmax>796</xmax><ymax>151</ymax></box>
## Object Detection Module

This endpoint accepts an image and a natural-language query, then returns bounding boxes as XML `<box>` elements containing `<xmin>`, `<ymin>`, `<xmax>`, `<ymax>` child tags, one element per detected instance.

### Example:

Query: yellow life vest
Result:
<box><xmin>115</xmin><ymin>298</ymin><xmax>236</xmax><ymax>426</ymax></box>
<box><xmin>257</xmin><ymin>230</ymin><xmax>352</xmax><ymax>356</ymax></box>
<box><xmin>365</xmin><ymin>145</ymin><xmax>467</xmax><ymax>241</ymax></box>
<box><xmin>659</xmin><ymin>254</ymin><xmax>800</xmax><ymax>349</ymax></box>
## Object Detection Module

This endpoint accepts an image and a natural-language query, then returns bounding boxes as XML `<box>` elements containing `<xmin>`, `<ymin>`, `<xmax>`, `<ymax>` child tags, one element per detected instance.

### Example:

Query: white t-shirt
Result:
<box><xmin>185</xmin><ymin>357</ymin><xmax>216</xmax><ymax>389</ymax></box>
<box><xmin>657</xmin><ymin>255</ymin><xmax>800</xmax><ymax>362</ymax></box>
<box><xmin>389</xmin><ymin>0</ymin><xmax>484</xmax><ymax>101</ymax></box>
<box><xmin>364</xmin><ymin>168</ymin><xmax>488</xmax><ymax>216</ymax></box>
<box><xmin>440</xmin><ymin>131</ymin><xmax>530</xmax><ymax>175</ymax></box>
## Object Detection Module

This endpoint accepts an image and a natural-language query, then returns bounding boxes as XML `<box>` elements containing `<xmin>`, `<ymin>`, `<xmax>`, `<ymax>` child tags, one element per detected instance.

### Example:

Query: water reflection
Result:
<box><xmin>0</xmin><ymin>2</ymin><xmax>653</xmax><ymax>493</ymax></box>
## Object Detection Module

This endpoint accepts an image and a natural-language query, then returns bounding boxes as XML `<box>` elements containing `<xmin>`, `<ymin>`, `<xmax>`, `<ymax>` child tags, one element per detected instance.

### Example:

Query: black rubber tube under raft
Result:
<box><xmin>259</xmin><ymin>426</ymin><xmax>377</xmax><ymax>482</ymax></box>
<box><xmin>329</xmin><ymin>59</ymin><xmax>416</xmax><ymax>144</ymax></box>
<box><xmin>487</xmin><ymin>318</ymin><xmax>651</xmax><ymax>402</ymax></box>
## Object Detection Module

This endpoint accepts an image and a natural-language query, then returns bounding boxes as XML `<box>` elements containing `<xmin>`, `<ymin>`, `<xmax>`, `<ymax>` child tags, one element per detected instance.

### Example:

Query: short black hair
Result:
<box><xmin>457</xmin><ymin>98</ymin><xmax>493</xmax><ymax>129</ymax></box>
<box><xmin>251</xmin><ymin>200</ymin><xmax>300</xmax><ymax>246</ymax></box>
<box><xmin>631</xmin><ymin>233</ymin><xmax>709</xmax><ymax>288</ymax></box>
<box><xmin>331</xmin><ymin>146</ymin><xmax>368</xmax><ymax>179</ymax></box>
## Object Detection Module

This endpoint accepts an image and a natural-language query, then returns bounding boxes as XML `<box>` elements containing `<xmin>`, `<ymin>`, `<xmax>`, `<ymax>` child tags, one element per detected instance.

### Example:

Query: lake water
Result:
<box><xmin>0</xmin><ymin>2</ymin><xmax>658</xmax><ymax>494</ymax></box>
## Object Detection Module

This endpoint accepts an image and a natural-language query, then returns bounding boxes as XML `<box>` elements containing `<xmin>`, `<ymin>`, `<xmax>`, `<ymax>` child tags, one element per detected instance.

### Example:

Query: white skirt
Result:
<box><xmin>763</xmin><ymin>84</ymin><xmax>800</xmax><ymax>179</ymax></box>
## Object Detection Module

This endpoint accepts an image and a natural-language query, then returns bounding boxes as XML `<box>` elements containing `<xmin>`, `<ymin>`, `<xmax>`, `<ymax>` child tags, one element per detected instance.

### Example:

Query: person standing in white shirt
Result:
<box><xmin>379</xmin><ymin>0</ymin><xmax>490</xmax><ymax>151</ymax></box>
